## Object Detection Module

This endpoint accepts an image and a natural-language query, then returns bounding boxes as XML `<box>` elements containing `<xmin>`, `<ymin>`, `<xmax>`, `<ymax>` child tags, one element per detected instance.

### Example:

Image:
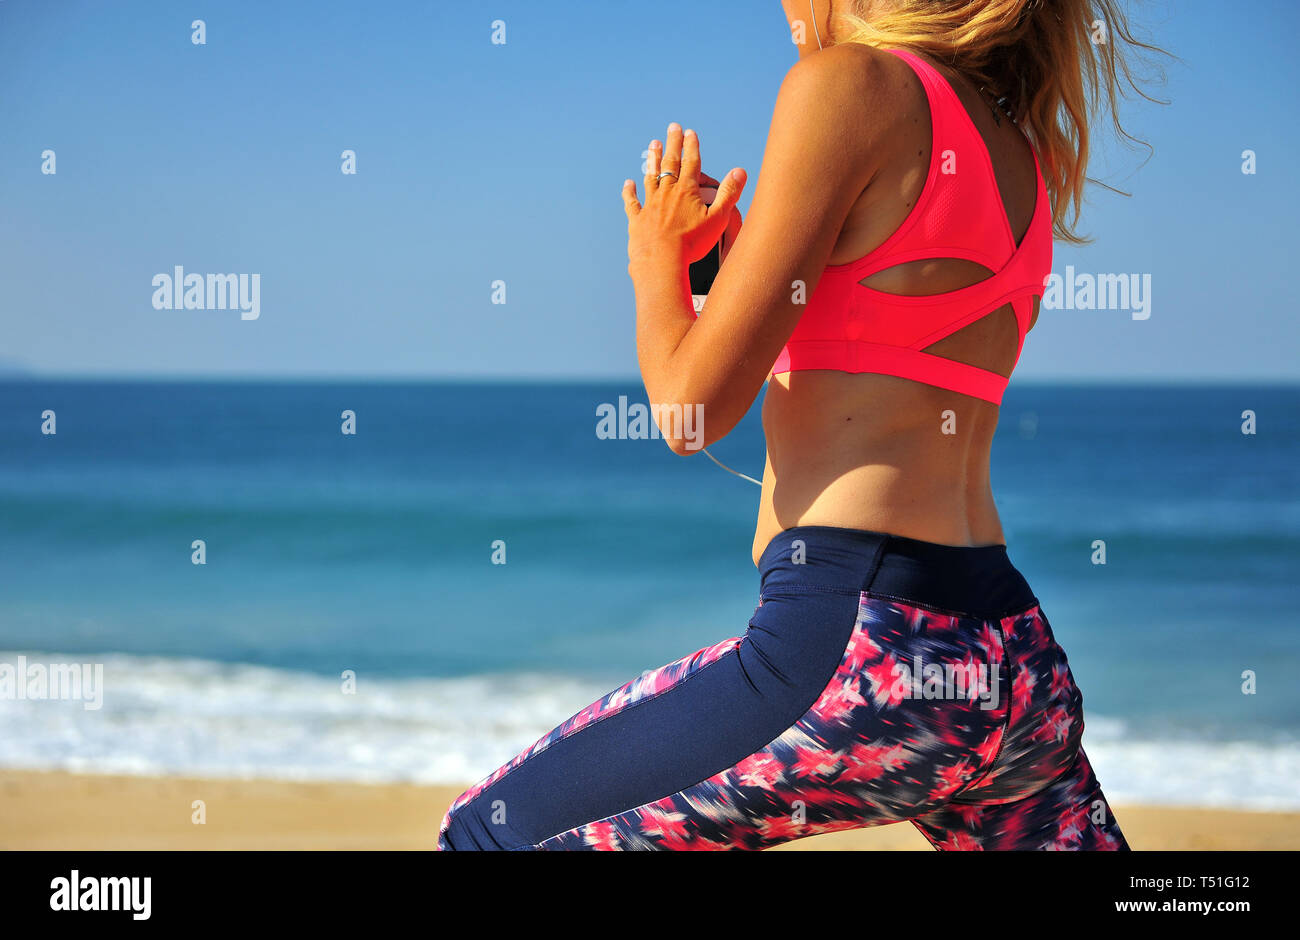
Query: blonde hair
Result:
<box><xmin>836</xmin><ymin>0</ymin><xmax>1172</xmax><ymax>244</ymax></box>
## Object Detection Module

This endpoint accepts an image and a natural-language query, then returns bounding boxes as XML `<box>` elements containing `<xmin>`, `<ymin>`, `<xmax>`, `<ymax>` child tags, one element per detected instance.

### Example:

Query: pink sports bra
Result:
<box><xmin>771</xmin><ymin>48</ymin><xmax>1053</xmax><ymax>405</ymax></box>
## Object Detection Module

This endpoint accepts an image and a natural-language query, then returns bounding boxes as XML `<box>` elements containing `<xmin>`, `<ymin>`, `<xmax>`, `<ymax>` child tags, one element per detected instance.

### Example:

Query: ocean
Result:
<box><xmin>1</xmin><ymin>379</ymin><xmax>1297</xmax><ymax>809</ymax></box>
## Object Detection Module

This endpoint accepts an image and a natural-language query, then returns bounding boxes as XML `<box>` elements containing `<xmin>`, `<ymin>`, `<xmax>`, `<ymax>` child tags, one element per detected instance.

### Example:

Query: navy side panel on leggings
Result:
<box><xmin>440</xmin><ymin>586</ymin><xmax>863</xmax><ymax>849</ymax></box>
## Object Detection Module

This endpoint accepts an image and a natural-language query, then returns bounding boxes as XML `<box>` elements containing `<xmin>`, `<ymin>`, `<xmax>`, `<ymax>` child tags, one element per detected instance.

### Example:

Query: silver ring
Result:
<box><xmin>656</xmin><ymin>171</ymin><xmax>678</xmax><ymax>183</ymax></box>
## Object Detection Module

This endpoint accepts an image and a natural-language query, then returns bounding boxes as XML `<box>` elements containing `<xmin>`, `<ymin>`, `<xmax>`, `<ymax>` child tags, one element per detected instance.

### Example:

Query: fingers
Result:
<box><xmin>622</xmin><ymin>179</ymin><xmax>641</xmax><ymax>218</ymax></box>
<box><xmin>707</xmin><ymin>168</ymin><xmax>748</xmax><ymax>222</ymax></box>
<box><xmin>678</xmin><ymin>129</ymin><xmax>701</xmax><ymax>189</ymax></box>
<box><xmin>643</xmin><ymin>125</ymin><xmax>727</xmax><ymax>200</ymax></box>
<box><xmin>660</xmin><ymin>123</ymin><xmax>683</xmax><ymax>181</ymax></box>
<box><xmin>643</xmin><ymin>139</ymin><xmax>662</xmax><ymax>194</ymax></box>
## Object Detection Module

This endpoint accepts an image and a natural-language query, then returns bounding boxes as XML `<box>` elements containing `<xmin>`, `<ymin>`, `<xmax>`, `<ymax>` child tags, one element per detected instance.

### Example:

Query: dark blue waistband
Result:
<box><xmin>757</xmin><ymin>525</ymin><xmax>1037</xmax><ymax>621</ymax></box>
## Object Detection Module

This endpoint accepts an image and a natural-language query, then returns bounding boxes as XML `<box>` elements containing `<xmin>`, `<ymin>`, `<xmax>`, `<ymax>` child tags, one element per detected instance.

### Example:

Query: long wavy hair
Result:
<box><xmin>836</xmin><ymin>0</ymin><xmax>1172</xmax><ymax>244</ymax></box>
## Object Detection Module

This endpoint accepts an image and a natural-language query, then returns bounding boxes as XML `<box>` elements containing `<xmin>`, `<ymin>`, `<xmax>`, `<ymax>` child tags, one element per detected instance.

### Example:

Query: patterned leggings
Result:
<box><xmin>437</xmin><ymin>526</ymin><xmax>1128</xmax><ymax>851</ymax></box>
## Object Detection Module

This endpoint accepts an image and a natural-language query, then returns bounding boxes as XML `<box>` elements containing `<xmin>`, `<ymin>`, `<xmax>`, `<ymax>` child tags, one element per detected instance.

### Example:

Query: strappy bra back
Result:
<box><xmin>771</xmin><ymin>48</ymin><xmax>1053</xmax><ymax>405</ymax></box>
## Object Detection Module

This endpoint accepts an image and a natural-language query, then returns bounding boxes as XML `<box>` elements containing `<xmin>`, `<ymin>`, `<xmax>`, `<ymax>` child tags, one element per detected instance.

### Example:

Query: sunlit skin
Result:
<box><xmin>622</xmin><ymin>0</ymin><xmax>1043</xmax><ymax>567</ymax></box>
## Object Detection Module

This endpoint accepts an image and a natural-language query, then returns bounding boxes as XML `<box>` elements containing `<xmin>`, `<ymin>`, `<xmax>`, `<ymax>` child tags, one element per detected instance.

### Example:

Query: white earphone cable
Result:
<box><xmin>702</xmin><ymin>447</ymin><xmax>763</xmax><ymax>487</ymax></box>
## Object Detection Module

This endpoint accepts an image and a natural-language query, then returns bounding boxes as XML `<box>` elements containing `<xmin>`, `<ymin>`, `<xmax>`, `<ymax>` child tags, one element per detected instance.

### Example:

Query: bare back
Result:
<box><xmin>752</xmin><ymin>47</ymin><xmax>1043</xmax><ymax>566</ymax></box>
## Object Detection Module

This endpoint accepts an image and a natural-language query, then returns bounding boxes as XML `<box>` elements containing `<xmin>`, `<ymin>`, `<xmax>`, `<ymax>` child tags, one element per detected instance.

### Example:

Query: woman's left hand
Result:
<box><xmin>623</xmin><ymin>123</ymin><xmax>746</xmax><ymax>269</ymax></box>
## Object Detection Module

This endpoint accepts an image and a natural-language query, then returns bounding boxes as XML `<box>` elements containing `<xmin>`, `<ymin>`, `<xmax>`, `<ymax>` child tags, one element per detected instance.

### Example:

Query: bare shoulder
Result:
<box><xmin>779</xmin><ymin>42</ymin><xmax>893</xmax><ymax>99</ymax></box>
<box><xmin>776</xmin><ymin>43</ymin><xmax>920</xmax><ymax>148</ymax></box>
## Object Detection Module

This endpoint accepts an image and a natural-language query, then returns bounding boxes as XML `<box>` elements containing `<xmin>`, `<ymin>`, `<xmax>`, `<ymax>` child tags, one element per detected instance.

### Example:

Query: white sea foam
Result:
<box><xmin>1</xmin><ymin>650</ymin><xmax>1297</xmax><ymax>810</ymax></box>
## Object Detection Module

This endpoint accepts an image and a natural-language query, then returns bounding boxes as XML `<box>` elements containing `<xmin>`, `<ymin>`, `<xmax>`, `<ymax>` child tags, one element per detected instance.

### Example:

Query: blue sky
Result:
<box><xmin>1</xmin><ymin>0</ymin><xmax>1295</xmax><ymax>381</ymax></box>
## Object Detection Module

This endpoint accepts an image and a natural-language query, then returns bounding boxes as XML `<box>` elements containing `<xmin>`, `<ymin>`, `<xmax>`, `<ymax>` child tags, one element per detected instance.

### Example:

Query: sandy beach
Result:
<box><xmin>2</xmin><ymin>769</ymin><xmax>1296</xmax><ymax>850</ymax></box>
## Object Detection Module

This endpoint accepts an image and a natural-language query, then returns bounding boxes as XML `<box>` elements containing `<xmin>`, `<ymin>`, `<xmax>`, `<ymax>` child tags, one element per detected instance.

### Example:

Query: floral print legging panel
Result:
<box><xmin>438</xmin><ymin>528</ymin><xmax>1129</xmax><ymax>851</ymax></box>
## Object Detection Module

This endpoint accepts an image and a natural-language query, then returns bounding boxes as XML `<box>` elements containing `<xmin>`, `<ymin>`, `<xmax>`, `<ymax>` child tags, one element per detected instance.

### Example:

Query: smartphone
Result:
<box><xmin>689</xmin><ymin>184</ymin><xmax>726</xmax><ymax>314</ymax></box>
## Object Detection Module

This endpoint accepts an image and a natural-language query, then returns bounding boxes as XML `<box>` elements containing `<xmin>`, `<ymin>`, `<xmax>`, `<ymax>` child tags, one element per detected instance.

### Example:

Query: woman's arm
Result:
<box><xmin>624</xmin><ymin>45</ymin><xmax>892</xmax><ymax>453</ymax></box>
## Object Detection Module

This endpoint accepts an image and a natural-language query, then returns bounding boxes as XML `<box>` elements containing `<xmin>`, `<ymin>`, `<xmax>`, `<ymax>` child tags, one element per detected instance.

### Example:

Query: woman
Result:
<box><xmin>438</xmin><ymin>0</ymin><xmax>1164</xmax><ymax>850</ymax></box>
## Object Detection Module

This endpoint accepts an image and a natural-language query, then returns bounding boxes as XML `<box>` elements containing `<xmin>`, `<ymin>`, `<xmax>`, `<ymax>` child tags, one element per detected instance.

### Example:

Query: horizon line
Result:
<box><xmin>0</xmin><ymin>372</ymin><xmax>1296</xmax><ymax>387</ymax></box>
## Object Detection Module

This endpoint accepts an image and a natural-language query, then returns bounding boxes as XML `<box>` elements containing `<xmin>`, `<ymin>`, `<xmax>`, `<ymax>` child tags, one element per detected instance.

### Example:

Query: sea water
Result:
<box><xmin>1</xmin><ymin>379</ymin><xmax>1296</xmax><ymax>809</ymax></box>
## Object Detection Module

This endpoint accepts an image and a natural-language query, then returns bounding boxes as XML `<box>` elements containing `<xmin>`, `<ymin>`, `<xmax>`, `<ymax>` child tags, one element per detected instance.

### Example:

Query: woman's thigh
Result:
<box><xmin>436</xmin><ymin>588</ymin><xmax>862</xmax><ymax>850</ymax></box>
<box><xmin>437</xmin><ymin>590</ymin><xmax>1014</xmax><ymax>850</ymax></box>
<box><xmin>911</xmin><ymin>747</ymin><xmax>1129</xmax><ymax>850</ymax></box>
